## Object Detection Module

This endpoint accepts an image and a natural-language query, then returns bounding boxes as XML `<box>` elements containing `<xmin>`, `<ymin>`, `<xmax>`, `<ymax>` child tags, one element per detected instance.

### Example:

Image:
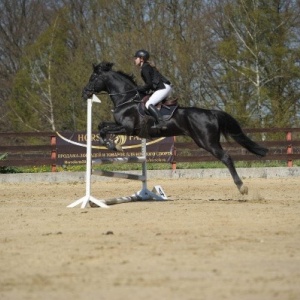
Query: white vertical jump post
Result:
<box><xmin>67</xmin><ymin>95</ymin><xmax>167</xmax><ymax>208</ymax></box>
<box><xmin>92</xmin><ymin>138</ymin><xmax>167</xmax><ymax>205</ymax></box>
<box><xmin>67</xmin><ymin>95</ymin><xmax>108</xmax><ymax>208</ymax></box>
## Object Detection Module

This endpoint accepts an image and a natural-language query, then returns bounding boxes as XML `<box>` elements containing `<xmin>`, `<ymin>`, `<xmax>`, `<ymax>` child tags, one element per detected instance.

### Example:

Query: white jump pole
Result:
<box><xmin>92</xmin><ymin>137</ymin><xmax>168</xmax><ymax>203</ymax></box>
<box><xmin>134</xmin><ymin>138</ymin><xmax>167</xmax><ymax>201</ymax></box>
<box><xmin>67</xmin><ymin>95</ymin><xmax>108</xmax><ymax>208</ymax></box>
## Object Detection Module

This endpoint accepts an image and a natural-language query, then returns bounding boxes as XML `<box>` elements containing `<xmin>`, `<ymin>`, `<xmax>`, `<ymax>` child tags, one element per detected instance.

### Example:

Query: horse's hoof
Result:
<box><xmin>105</xmin><ymin>141</ymin><xmax>116</xmax><ymax>151</ymax></box>
<box><xmin>106</xmin><ymin>144</ymin><xmax>123</xmax><ymax>152</ymax></box>
<box><xmin>239</xmin><ymin>185</ymin><xmax>248</xmax><ymax>195</ymax></box>
<box><xmin>115</xmin><ymin>144</ymin><xmax>123</xmax><ymax>152</ymax></box>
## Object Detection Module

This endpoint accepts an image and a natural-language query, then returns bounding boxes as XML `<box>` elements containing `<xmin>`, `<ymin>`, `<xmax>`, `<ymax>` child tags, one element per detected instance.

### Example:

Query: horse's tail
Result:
<box><xmin>214</xmin><ymin>110</ymin><xmax>268</xmax><ymax>157</ymax></box>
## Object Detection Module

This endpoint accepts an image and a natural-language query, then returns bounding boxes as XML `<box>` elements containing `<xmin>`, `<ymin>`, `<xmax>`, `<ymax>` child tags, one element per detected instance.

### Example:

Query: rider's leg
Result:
<box><xmin>145</xmin><ymin>84</ymin><xmax>172</xmax><ymax>129</ymax></box>
<box><xmin>146</xmin><ymin>84</ymin><xmax>172</xmax><ymax>108</ymax></box>
<box><xmin>147</xmin><ymin>104</ymin><xmax>167</xmax><ymax>129</ymax></box>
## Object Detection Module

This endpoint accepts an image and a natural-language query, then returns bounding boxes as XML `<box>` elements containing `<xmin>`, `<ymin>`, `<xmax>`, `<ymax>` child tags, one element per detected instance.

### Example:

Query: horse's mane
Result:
<box><xmin>94</xmin><ymin>61</ymin><xmax>137</xmax><ymax>85</ymax></box>
<box><xmin>116</xmin><ymin>70</ymin><xmax>137</xmax><ymax>85</ymax></box>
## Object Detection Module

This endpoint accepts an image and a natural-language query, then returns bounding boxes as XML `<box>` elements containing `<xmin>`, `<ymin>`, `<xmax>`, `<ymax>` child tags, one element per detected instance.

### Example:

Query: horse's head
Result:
<box><xmin>82</xmin><ymin>62</ymin><xmax>114</xmax><ymax>100</ymax></box>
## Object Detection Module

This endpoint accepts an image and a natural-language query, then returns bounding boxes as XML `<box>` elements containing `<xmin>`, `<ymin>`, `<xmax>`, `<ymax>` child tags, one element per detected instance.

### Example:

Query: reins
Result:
<box><xmin>95</xmin><ymin>90</ymin><xmax>141</xmax><ymax>109</ymax></box>
<box><xmin>108</xmin><ymin>88</ymin><xmax>137</xmax><ymax>96</ymax></box>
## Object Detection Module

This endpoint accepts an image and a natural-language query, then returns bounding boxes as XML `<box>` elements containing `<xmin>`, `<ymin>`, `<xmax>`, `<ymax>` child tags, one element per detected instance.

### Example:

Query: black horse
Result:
<box><xmin>82</xmin><ymin>62</ymin><xmax>268</xmax><ymax>194</ymax></box>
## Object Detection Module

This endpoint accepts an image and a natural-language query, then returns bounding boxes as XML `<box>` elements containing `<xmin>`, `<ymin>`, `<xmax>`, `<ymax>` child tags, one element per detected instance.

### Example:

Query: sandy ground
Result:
<box><xmin>0</xmin><ymin>176</ymin><xmax>299</xmax><ymax>300</ymax></box>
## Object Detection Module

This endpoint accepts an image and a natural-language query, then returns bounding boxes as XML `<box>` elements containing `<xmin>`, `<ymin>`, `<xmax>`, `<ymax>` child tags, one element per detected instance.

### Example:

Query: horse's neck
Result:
<box><xmin>108</xmin><ymin>73</ymin><xmax>136</xmax><ymax>107</ymax></box>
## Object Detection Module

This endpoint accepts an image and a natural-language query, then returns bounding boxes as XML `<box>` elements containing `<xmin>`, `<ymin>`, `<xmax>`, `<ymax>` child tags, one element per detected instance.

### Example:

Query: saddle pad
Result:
<box><xmin>138</xmin><ymin>103</ymin><xmax>178</xmax><ymax>120</ymax></box>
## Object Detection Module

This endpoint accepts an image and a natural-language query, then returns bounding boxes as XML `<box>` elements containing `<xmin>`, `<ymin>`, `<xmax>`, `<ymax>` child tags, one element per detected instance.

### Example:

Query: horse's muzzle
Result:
<box><xmin>82</xmin><ymin>88</ymin><xmax>93</xmax><ymax>100</ymax></box>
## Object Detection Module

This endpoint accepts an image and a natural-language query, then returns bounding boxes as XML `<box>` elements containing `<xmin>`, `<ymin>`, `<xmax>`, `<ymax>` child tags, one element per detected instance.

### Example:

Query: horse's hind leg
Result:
<box><xmin>193</xmin><ymin>137</ymin><xmax>248</xmax><ymax>194</ymax></box>
<box><xmin>215</xmin><ymin>148</ymin><xmax>248</xmax><ymax>195</ymax></box>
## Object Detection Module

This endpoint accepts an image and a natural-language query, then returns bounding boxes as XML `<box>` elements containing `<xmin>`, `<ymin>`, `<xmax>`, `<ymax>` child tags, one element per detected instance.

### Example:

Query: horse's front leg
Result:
<box><xmin>98</xmin><ymin>121</ymin><xmax>127</xmax><ymax>151</ymax></box>
<box><xmin>98</xmin><ymin>122</ymin><xmax>116</xmax><ymax>145</ymax></box>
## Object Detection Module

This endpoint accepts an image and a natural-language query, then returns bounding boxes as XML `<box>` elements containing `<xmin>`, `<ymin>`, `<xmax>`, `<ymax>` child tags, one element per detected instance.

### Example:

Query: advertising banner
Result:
<box><xmin>56</xmin><ymin>132</ymin><xmax>174</xmax><ymax>166</ymax></box>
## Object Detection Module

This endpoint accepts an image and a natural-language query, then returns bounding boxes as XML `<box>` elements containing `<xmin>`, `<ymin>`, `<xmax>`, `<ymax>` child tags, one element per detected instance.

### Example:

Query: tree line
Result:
<box><xmin>0</xmin><ymin>0</ymin><xmax>299</xmax><ymax>133</ymax></box>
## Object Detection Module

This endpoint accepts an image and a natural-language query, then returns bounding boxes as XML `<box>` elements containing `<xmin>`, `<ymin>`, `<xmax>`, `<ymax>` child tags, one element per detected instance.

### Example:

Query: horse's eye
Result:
<box><xmin>89</xmin><ymin>73</ymin><xmax>97</xmax><ymax>81</ymax></box>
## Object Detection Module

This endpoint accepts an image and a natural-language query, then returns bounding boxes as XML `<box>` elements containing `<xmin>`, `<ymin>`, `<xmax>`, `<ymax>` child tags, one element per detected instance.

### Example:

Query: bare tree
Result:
<box><xmin>210</xmin><ymin>0</ymin><xmax>300</xmax><ymax>127</ymax></box>
<box><xmin>0</xmin><ymin>0</ymin><xmax>54</xmax><ymax>130</ymax></box>
<box><xmin>3</xmin><ymin>0</ymin><xmax>300</xmax><ymax>132</ymax></box>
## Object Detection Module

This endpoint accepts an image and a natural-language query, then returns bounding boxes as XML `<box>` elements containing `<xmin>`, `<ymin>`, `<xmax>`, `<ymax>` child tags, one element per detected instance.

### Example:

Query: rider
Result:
<box><xmin>134</xmin><ymin>49</ymin><xmax>172</xmax><ymax>129</ymax></box>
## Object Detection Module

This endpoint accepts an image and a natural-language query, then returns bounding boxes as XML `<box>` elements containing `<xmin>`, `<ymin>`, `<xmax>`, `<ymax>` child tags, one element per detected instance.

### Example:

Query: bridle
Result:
<box><xmin>85</xmin><ymin>72</ymin><xmax>142</xmax><ymax>107</ymax></box>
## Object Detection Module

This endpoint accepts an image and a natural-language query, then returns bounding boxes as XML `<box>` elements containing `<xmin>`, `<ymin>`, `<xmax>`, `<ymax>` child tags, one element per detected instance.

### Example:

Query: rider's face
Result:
<box><xmin>134</xmin><ymin>57</ymin><xmax>142</xmax><ymax>66</ymax></box>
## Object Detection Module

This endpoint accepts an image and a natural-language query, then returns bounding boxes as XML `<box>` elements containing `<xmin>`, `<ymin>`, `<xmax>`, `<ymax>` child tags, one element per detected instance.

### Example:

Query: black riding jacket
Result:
<box><xmin>137</xmin><ymin>62</ymin><xmax>170</xmax><ymax>93</ymax></box>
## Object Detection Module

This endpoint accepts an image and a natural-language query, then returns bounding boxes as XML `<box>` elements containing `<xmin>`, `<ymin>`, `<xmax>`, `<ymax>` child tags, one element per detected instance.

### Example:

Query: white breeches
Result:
<box><xmin>145</xmin><ymin>84</ymin><xmax>172</xmax><ymax>108</ymax></box>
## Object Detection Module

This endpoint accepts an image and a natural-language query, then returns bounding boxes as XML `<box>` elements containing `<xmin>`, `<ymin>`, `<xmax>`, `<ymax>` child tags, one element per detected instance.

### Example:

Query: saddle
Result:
<box><xmin>138</xmin><ymin>95</ymin><xmax>179</xmax><ymax>121</ymax></box>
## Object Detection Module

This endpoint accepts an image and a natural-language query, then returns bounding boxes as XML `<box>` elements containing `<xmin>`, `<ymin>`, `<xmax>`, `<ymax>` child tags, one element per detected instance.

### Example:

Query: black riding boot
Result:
<box><xmin>147</xmin><ymin>104</ymin><xmax>167</xmax><ymax>130</ymax></box>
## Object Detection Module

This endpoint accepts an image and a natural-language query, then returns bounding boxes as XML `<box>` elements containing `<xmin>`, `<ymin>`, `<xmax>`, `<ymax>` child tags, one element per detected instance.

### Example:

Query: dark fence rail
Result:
<box><xmin>1</xmin><ymin>128</ymin><xmax>300</xmax><ymax>172</ymax></box>
<box><xmin>0</xmin><ymin>132</ymin><xmax>57</xmax><ymax>170</ymax></box>
<box><xmin>171</xmin><ymin>128</ymin><xmax>300</xmax><ymax>169</ymax></box>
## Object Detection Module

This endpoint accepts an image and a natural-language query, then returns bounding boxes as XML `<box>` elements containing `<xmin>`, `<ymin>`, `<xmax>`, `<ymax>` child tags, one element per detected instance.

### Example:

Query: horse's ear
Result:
<box><xmin>101</xmin><ymin>62</ymin><xmax>114</xmax><ymax>71</ymax></box>
<box><xmin>93</xmin><ymin>63</ymin><xmax>103</xmax><ymax>74</ymax></box>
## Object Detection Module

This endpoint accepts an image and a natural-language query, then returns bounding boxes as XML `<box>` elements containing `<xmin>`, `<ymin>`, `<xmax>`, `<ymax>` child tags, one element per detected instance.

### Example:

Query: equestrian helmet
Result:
<box><xmin>134</xmin><ymin>49</ymin><xmax>150</xmax><ymax>60</ymax></box>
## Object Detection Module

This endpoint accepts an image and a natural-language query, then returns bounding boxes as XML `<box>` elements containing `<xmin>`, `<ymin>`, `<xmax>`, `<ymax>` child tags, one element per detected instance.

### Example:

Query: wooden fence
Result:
<box><xmin>171</xmin><ymin>128</ymin><xmax>300</xmax><ymax>169</ymax></box>
<box><xmin>1</xmin><ymin>128</ymin><xmax>300</xmax><ymax>172</ymax></box>
<box><xmin>0</xmin><ymin>132</ymin><xmax>57</xmax><ymax>171</ymax></box>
